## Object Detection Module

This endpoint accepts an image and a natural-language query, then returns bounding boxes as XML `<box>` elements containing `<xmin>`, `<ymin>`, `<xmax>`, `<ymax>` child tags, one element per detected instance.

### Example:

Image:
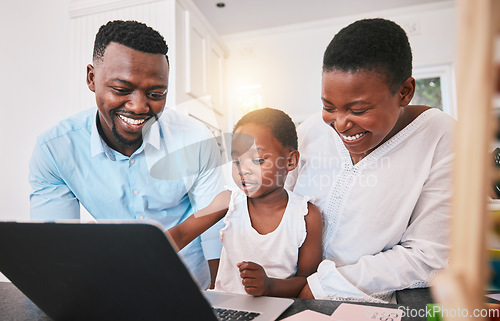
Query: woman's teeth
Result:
<box><xmin>341</xmin><ymin>131</ymin><xmax>367</xmax><ymax>141</ymax></box>
<box><xmin>119</xmin><ymin>115</ymin><xmax>146</xmax><ymax>125</ymax></box>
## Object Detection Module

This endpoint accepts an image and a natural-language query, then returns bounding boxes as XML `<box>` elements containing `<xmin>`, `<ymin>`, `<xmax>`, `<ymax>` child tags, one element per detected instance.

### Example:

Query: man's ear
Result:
<box><xmin>286</xmin><ymin>150</ymin><xmax>300</xmax><ymax>171</ymax></box>
<box><xmin>86</xmin><ymin>64</ymin><xmax>96</xmax><ymax>93</ymax></box>
<box><xmin>399</xmin><ymin>76</ymin><xmax>415</xmax><ymax>106</ymax></box>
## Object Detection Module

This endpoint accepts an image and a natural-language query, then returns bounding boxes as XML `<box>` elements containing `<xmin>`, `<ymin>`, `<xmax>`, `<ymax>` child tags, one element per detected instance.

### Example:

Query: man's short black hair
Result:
<box><xmin>93</xmin><ymin>20</ymin><xmax>168</xmax><ymax>62</ymax></box>
<box><xmin>233</xmin><ymin>108</ymin><xmax>298</xmax><ymax>151</ymax></box>
<box><xmin>323</xmin><ymin>18</ymin><xmax>412</xmax><ymax>93</ymax></box>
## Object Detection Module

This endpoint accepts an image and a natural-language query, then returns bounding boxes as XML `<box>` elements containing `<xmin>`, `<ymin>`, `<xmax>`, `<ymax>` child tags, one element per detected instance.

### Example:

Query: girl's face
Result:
<box><xmin>231</xmin><ymin>123</ymin><xmax>293</xmax><ymax>198</ymax></box>
<box><xmin>321</xmin><ymin>69</ymin><xmax>412</xmax><ymax>164</ymax></box>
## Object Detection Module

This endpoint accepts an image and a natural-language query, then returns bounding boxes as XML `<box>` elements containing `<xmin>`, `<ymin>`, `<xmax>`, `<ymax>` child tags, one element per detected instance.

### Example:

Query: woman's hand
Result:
<box><xmin>237</xmin><ymin>261</ymin><xmax>273</xmax><ymax>296</ymax></box>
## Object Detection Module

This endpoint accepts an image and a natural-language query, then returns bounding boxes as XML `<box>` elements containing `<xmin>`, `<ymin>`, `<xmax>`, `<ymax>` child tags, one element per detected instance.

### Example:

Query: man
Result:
<box><xmin>29</xmin><ymin>20</ymin><xmax>225</xmax><ymax>288</ymax></box>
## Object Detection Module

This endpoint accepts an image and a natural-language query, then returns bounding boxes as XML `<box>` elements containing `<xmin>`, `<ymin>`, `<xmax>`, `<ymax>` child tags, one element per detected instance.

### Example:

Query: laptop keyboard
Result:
<box><xmin>213</xmin><ymin>307</ymin><xmax>260</xmax><ymax>320</ymax></box>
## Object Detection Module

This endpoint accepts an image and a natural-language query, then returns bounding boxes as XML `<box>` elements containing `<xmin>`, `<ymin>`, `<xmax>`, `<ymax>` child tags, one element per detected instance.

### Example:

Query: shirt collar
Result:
<box><xmin>142</xmin><ymin>117</ymin><xmax>161</xmax><ymax>151</ymax></box>
<box><xmin>91</xmin><ymin>112</ymin><xmax>115</xmax><ymax>160</ymax></box>
<box><xmin>90</xmin><ymin>112</ymin><xmax>162</xmax><ymax>160</ymax></box>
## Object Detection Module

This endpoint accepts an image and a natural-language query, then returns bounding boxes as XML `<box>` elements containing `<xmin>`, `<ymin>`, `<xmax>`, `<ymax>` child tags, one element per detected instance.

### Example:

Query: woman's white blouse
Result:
<box><xmin>285</xmin><ymin>108</ymin><xmax>454</xmax><ymax>302</ymax></box>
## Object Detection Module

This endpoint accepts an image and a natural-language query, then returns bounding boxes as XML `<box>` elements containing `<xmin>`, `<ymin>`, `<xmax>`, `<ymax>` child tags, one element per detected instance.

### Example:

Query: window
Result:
<box><xmin>413</xmin><ymin>77</ymin><xmax>442</xmax><ymax>110</ymax></box>
<box><xmin>412</xmin><ymin>64</ymin><xmax>457</xmax><ymax>119</ymax></box>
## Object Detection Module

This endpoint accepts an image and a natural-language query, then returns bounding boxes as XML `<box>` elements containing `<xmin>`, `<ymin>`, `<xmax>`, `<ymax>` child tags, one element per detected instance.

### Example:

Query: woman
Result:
<box><xmin>286</xmin><ymin>18</ymin><xmax>453</xmax><ymax>303</ymax></box>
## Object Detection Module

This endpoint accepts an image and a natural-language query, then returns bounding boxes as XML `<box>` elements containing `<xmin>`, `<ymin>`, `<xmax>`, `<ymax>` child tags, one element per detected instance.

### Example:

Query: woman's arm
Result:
<box><xmin>238</xmin><ymin>203</ymin><xmax>323</xmax><ymax>297</ymax></box>
<box><xmin>166</xmin><ymin>190</ymin><xmax>231</xmax><ymax>251</ymax></box>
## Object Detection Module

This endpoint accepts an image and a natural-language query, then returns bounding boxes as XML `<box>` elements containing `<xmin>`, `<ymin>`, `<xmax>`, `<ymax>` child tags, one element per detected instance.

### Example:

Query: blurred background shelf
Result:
<box><xmin>432</xmin><ymin>1</ymin><xmax>500</xmax><ymax>320</ymax></box>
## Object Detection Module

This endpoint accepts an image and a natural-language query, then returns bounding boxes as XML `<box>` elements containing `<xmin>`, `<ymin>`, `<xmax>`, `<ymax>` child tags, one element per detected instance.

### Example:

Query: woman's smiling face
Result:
<box><xmin>321</xmin><ymin>69</ymin><xmax>406</xmax><ymax>164</ymax></box>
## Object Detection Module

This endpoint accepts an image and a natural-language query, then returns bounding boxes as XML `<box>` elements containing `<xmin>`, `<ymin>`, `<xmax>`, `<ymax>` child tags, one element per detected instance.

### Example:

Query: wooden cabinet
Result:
<box><xmin>174</xmin><ymin>0</ymin><xmax>227</xmax><ymax>126</ymax></box>
<box><xmin>207</xmin><ymin>40</ymin><xmax>225</xmax><ymax>115</ymax></box>
<box><xmin>185</xmin><ymin>8</ymin><xmax>207</xmax><ymax>99</ymax></box>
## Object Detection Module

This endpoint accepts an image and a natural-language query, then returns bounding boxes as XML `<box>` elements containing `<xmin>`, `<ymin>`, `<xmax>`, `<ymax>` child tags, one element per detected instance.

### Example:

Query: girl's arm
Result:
<box><xmin>166</xmin><ymin>190</ymin><xmax>231</xmax><ymax>251</ymax></box>
<box><xmin>238</xmin><ymin>202</ymin><xmax>323</xmax><ymax>297</ymax></box>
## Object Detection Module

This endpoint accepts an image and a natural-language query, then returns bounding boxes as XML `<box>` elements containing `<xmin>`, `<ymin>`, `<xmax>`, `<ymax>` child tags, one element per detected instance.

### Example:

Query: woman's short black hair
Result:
<box><xmin>93</xmin><ymin>20</ymin><xmax>169</xmax><ymax>63</ymax></box>
<box><xmin>323</xmin><ymin>18</ymin><xmax>412</xmax><ymax>93</ymax></box>
<box><xmin>233</xmin><ymin>108</ymin><xmax>298</xmax><ymax>151</ymax></box>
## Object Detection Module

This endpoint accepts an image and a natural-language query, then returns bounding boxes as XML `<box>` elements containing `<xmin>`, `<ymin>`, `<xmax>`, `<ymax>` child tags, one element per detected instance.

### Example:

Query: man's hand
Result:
<box><xmin>237</xmin><ymin>261</ymin><xmax>272</xmax><ymax>296</ymax></box>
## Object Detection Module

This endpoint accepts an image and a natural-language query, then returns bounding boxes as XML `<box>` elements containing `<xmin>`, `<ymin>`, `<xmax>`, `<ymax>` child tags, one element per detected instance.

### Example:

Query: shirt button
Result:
<box><xmin>129</xmin><ymin>159</ymin><xmax>135</xmax><ymax>164</ymax></box>
<box><xmin>133</xmin><ymin>190</ymin><xmax>139</xmax><ymax>195</ymax></box>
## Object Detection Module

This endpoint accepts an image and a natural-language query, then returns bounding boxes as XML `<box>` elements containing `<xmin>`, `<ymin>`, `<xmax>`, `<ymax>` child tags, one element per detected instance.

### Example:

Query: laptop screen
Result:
<box><xmin>0</xmin><ymin>222</ymin><xmax>218</xmax><ymax>321</ymax></box>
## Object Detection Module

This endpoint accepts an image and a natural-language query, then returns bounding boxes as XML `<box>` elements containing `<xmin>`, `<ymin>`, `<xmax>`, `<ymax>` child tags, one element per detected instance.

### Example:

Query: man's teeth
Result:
<box><xmin>341</xmin><ymin>131</ymin><xmax>367</xmax><ymax>141</ymax></box>
<box><xmin>119</xmin><ymin>115</ymin><xmax>146</xmax><ymax>125</ymax></box>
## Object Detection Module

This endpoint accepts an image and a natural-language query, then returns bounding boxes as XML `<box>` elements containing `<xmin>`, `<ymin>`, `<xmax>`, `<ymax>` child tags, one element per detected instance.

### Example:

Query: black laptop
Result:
<box><xmin>0</xmin><ymin>221</ymin><xmax>293</xmax><ymax>321</ymax></box>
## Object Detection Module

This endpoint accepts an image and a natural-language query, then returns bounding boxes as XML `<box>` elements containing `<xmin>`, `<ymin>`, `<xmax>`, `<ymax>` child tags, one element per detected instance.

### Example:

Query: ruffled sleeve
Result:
<box><xmin>293</xmin><ymin>191</ymin><xmax>316</xmax><ymax>248</ymax></box>
<box><xmin>218</xmin><ymin>186</ymin><xmax>242</xmax><ymax>243</ymax></box>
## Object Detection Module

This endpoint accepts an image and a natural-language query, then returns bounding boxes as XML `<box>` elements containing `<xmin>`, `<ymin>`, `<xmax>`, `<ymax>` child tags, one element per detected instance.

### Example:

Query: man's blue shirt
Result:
<box><xmin>29</xmin><ymin>107</ymin><xmax>225</xmax><ymax>287</ymax></box>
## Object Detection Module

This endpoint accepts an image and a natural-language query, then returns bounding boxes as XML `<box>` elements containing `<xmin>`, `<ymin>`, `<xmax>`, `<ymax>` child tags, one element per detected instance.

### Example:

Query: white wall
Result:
<box><xmin>222</xmin><ymin>1</ymin><xmax>457</xmax><ymax>125</ymax></box>
<box><xmin>0</xmin><ymin>0</ymin><xmax>72</xmax><ymax>222</ymax></box>
<box><xmin>0</xmin><ymin>0</ymin><xmax>72</xmax><ymax>282</ymax></box>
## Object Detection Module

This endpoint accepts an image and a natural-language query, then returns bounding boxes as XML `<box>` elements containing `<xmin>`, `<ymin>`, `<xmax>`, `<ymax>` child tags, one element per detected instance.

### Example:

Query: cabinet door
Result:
<box><xmin>185</xmin><ymin>10</ymin><xmax>207</xmax><ymax>98</ymax></box>
<box><xmin>207</xmin><ymin>39</ymin><xmax>225</xmax><ymax>115</ymax></box>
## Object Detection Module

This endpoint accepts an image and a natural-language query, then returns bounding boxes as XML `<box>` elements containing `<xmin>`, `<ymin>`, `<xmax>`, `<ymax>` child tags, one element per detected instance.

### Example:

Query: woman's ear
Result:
<box><xmin>286</xmin><ymin>150</ymin><xmax>300</xmax><ymax>171</ymax></box>
<box><xmin>399</xmin><ymin>76</ymin><xmax>415</xmax><ymax>106</ymax></box>
<box><xmin>86</xmin><ymin>64</ymin><xmax>96</xmax><ymax>92</ymax></box>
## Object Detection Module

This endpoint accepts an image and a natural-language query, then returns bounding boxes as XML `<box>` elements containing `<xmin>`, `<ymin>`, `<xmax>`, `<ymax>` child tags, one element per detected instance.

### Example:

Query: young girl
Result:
<box><xmin>167</xmin><ymin>108</ymin><xmax>322</xmax><ymax>298</ymax></box>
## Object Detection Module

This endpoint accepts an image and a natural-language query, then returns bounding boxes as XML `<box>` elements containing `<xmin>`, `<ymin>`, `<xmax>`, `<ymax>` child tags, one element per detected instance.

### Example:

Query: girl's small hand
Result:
<box><xmin>237</xmin><ymin>261</ymin><xmax>272</xmax><ymax>296</ymax></box>
<box><xmin>298</xmin><ymin>283</ymin><xmax>315</xmax><ymax>299</ymax></box>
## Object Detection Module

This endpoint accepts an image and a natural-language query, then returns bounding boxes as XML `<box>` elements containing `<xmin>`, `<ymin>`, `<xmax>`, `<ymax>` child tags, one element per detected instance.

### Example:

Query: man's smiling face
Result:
<box><xmin>86</xmin><ymin>42</ymin><xmax>169</xmax><ymax>156</ymax></box>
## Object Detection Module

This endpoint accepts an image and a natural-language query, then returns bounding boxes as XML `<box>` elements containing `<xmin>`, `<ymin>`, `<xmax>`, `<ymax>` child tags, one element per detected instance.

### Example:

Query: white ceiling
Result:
<box><xmin>192</xmin><ymin>0</ymin><xmax>450</xmax><ymax>35</ymax></box>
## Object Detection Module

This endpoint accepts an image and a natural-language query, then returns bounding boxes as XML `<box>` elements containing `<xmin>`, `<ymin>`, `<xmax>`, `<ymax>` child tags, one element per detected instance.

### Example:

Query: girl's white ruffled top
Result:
<box><xmin>214</xmin><ymin>187</ymin><xmax>313</xmax><ymax>295</ymax></box>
